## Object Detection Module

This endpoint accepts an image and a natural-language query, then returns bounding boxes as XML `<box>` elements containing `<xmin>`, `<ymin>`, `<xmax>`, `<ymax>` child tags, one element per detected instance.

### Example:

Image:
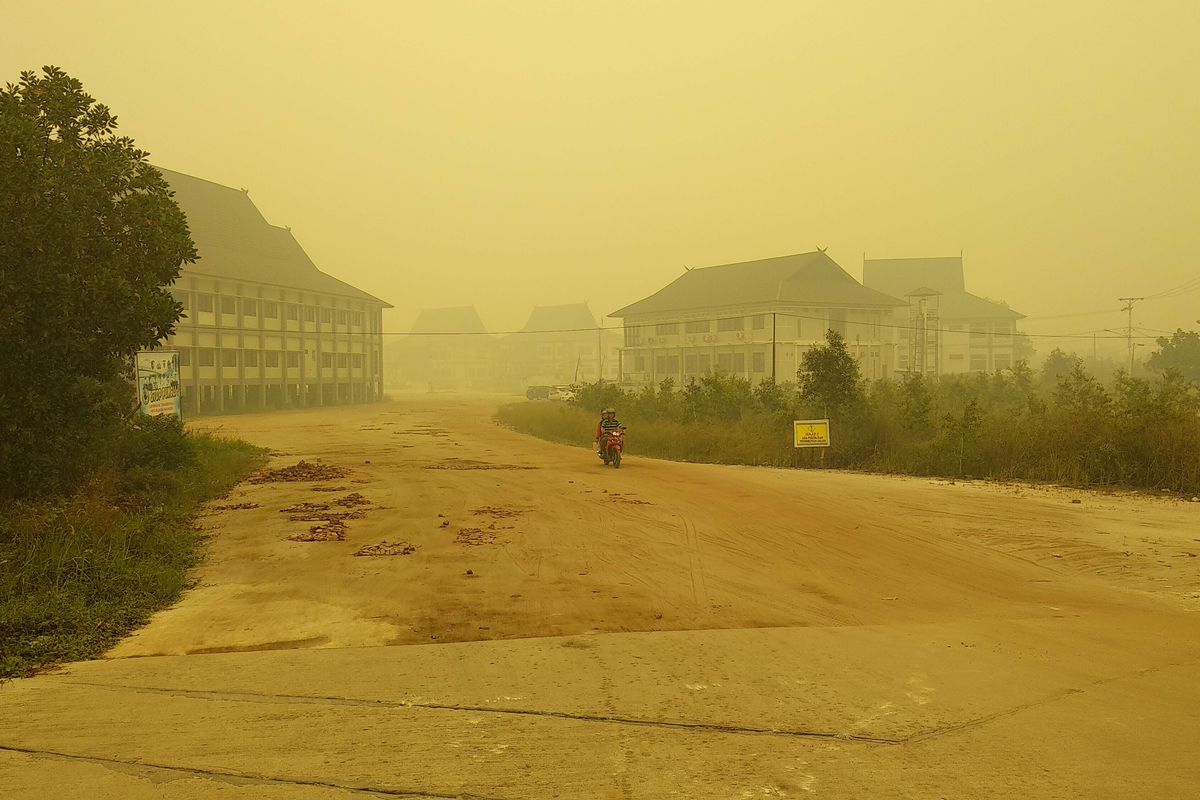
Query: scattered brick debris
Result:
<box><xmin>287</xmin><ymin>510</ymin><xmax>366</xmax><ymax>523</ymax></box>
<box><xmin>280</xmin><ymin>501</ymin><xmax>331</xmax><ymax>515</ymax></box>
<box><xmin>427</xmin><ymin>459</ymin><xmax>537</xmax><ymax>471</ymax></box>
<box><xmin>209</xmin><ymin>502</ymin><xmax>261</xmax><ymax>511</ymax></box>
<box><xmin>311</xmin><ymin>486</ymin><xmax>349</xmax><ymax>493</ymax></box>
<box><xmin>333</xmin><ymin>492</ymin><xmax>370</xmax><ymax>508</ymax></box>
<box><xmin>473</xmin><ymin>506</ymin><xmax>527</xmax><ymax>519</ymax></box>
<box><xmin>455</xmin><ymin>527</ymin><xmax>497</xmax><ymax>546</ymax></box>
<box><xmin>608</xmin><ymin>493</ymin><xmax>652</xmax><ymax>505</ymax></box>
<box><xmin>250</xmin><ymin>461</ymin><xmax>348</xmax><ymax>484</ymax></box>
<box><xmin>288</xmin><ymin>519</ymin><xmax>347</xmax><ymax>542</ymax></box>
<box><xmin>354</xmin><ymin>540</ymin><xmax>417</xmax><ymax>557</ymax></box>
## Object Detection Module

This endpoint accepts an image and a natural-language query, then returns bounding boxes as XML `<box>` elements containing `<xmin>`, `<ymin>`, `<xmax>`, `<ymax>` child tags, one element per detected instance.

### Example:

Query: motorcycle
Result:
<box><xmin>598</xmin><ymin>427</ymin><xmax>626</xmax><ymax>468</ymax></box>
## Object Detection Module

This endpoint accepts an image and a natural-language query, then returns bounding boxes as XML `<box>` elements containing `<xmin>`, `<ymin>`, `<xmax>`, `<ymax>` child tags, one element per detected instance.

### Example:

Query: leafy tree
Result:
<box><xmin>1040</xmin><ymin>348</ymin><xmax>1082</xmax><ymax>385</ymax></box>
<box><xmin>1147</xmin><ymin>329</ymin><xmax>1200</xmax><ymax>382</ymax></box>
<box><xmin>0</xmin><ymin>66</ymin><xmax>195</xmax><ymax>496</ymax></box>
<box><xmin>797</xmin><ymin>330</ymin><xmax>863</xmax><ymax>416</ymax></box>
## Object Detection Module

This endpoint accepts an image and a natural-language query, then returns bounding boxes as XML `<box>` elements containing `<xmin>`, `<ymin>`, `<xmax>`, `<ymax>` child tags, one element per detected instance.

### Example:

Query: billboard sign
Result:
<box><xmin>136</xmin><ymin>351</ymin><xmax>182</xmax><ymax>419</ymax></box>
<box><xmin>793</xmin><ymin>419</ymin><xmax>831</xmax><ymax>448</ymax></box>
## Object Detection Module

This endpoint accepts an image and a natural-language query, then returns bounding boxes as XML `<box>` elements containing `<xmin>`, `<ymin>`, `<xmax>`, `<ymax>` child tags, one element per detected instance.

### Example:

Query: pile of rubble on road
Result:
<box><xmin>249</xmin><ymin>460</ymin><xmax>348</xmax><ymax>484</ymax></box>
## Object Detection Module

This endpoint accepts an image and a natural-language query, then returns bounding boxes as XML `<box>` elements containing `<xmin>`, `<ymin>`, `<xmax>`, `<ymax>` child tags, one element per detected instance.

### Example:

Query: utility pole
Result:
<box><xmin>1118</xmin><ymin>296</ymin><xmax>1143</xmax><ymax>375</ymax></box>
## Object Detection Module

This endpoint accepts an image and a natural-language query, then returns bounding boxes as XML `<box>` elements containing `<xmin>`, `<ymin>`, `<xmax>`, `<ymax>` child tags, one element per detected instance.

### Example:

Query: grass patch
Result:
<box><xmin>496</xmin><ymin>402</ymin><xmax>801</xmax><ymax>467</ymax></box>
<box><xmin>0</xmin><ymin>432</ymin><xmax>265</xmax><ymax>680</ymax></box>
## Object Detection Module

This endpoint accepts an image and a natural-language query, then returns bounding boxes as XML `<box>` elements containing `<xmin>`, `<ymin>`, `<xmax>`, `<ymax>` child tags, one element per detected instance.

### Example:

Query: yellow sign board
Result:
<box><xmin>793</xmin><ymin>419</ymin><xmax>831</xmax><ymax>448</ymax></box>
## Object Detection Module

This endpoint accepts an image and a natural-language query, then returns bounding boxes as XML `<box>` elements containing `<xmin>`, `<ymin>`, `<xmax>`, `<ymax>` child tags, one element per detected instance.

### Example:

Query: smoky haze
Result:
<box><xmin>6</xmin><ymin>0</ymin><xmax>1199</xmax><ymax>349</ymax></box>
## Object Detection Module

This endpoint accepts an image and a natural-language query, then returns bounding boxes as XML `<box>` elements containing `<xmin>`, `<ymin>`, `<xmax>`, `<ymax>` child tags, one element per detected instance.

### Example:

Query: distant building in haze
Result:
<box><xmin>501</xmin><ymin>303</ymin><xmax>618</xmax><ymax>388</ymax></box>
<box><xmin>390</xmin><ymin>306</ymin><xmax>494</xmax><ymax>391</ymax></box>
<box><xmin>862</xmin><ymin>256</ymin><xmax>1025</xmax><ymax>375</ymax></box>
<box><xmin>613</xmin><ymin>251</ymin><xmax>906</xmax><ymax>387</ymax></box>
<box><xmin>159</xmin><ymin>169</ymin><xmax>390</xmax><ymax>414</ymax></box>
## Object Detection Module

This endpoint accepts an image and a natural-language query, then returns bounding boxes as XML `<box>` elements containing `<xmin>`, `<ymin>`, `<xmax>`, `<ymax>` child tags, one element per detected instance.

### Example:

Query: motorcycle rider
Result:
<box><xmin>594</xmin><ymin>407</ymin><xmax>623</xmax><ymax>461</ymax></box>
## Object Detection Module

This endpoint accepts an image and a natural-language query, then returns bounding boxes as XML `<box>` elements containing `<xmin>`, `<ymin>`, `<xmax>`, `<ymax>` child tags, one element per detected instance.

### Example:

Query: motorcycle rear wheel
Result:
<box><xmin>612</xmin><ymin>449</ymin><xmax>621</xmax><ymax>468</ymax></box>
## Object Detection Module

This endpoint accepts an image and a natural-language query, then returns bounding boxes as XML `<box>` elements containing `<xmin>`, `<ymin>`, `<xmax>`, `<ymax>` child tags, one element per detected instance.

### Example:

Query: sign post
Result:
<box><xmin>793</xmin><ymin>419</ymin><xmax>830</xmax><ymax>466</ymax></box>
<box><xmin>136</xmin><ymin>351</ymin><xmax>183</xmax><ymax>420</ymax></box>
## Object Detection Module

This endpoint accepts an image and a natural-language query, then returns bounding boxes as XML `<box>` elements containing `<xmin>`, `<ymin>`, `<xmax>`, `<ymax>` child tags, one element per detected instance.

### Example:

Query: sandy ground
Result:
<box><xmin>3</xmin><ymin>395</ymin><xmax>1199</xmax><ymax>798</ymax></box>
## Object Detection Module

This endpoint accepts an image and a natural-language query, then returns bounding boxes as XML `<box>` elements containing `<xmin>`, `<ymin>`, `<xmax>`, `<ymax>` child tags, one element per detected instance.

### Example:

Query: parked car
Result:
<box><xmin>526</xmin><ymin>385</ymin><xmax>552</xmax><ymax>400</ymax></box>
<box><xmin>549</xmin><ymin>386</ymin><xmax>577</xmax><ymax>402</ymax></box>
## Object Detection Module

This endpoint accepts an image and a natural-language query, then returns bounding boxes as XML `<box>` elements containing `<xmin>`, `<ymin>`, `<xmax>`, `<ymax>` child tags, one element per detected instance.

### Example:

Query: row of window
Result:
<box><xmin>178</xmin><ymin>349</ymin><xmax>367</xmax><ymax>370</ymax></box>
<box><xmin>174</xmin><ymin>292</ymin><xmax>368</xmax><ymax>327</ymax></box>
<box><xmin>632</xmin><ymin>351</ymin><xmax>770</xmax><ymax>375</ymax></box>
<box><xmin>901</xmin><ymin>353</ymin><xmax>1013</xmax><ymax>371</ymax></box>
<box><xmin>630</xmin><ymin>316</ymin><xmax>886</xmax><ymax>346</ymax></box>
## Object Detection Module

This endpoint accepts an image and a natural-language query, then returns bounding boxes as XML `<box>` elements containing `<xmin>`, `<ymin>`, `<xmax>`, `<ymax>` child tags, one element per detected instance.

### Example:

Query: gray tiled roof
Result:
<box><xmin>863</xmin><ymin>257</ymin><xmax>1022</xmax><ymax>320</ymax></box>
<box><xmin>611</xmin><ymin>251</ymin><xmax>907</xmax><ymax>318</ymax></box>
<box><xmin>409</xmin><ymin>306</ymin><xmax>489</xmax><ymax>334</ymax></box>
<box><xmin>519</xmin><ymin>303</ymin><xmax>597</xmax><ymax>332</ymax></box>
<box><xmin>158</xmin><ymin>167</ymin><xmax>390</xmax><ymax>307</ymax></box>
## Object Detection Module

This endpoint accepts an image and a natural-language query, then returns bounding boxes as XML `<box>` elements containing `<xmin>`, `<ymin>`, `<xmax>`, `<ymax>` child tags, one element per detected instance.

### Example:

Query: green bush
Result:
<box><xmin>500</xmin><ymin>355</ymin><xmax>1200</xmax><ymax>493</ymax></box>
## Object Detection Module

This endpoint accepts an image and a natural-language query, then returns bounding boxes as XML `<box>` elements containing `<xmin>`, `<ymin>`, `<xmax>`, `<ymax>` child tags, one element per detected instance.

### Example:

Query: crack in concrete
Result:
<box><xmin>60</xmin><ymin>681</ymin><xmax>900</xmax><ymax>744</ymax></box>
<box><xmin>0</xmin><ymin>742</ymin><xmax>501</xmax><ymax>799</ymax></box>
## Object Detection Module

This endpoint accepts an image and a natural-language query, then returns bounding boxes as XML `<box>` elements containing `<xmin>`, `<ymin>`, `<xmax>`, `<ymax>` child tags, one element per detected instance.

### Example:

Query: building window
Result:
<box><xmin>170</xmin><ymin>289</ymin><xmax>190</xmax><ymax>309</ymax></box>
<box><xmin>243</xmin><ymin>299</ymin><xmax>258</xmax><ymax>316</ymax></box>
<box><xmin>265</xmin><ymin>351</ymin><xmax>280</xmax><ymax>368</ymax></box>
<box><xmin>733</xmin><ymin>353</ymin><xmax>745</xmax><ymax>372</ymax></box>
<box><xmin>634</xmin><ymin>355</ymin><xmax>646</xmax><ymax>372</ymax></box>
<box><xmin>994</xmin><ymin>354</ymin><xmax>1012</xmax><ymax>370</ymax></box>
<box><xmin>177</xmin><ymin>348</ymin><xmax>191</xmax><ymax>366</ymax></box>
<box><xmin>351</xmin><ymin>311</ymin><xmax>364</xmax><ymax>327</ymax></box>
<box><xmin>717</xmin><ymin>317</ymin><xmax>744</xmax><ymax>332</ymax></box>
<box><xmin>752</xmin><ymin>352</ymin><xmax>765</xmax><ymax>372</ymax></box>
<box><xmin>654</xmin><ymin>355</ymin><xmax>667</xmax><ymax>373</ymax></box>
<box><xmin>337</xmin><ymin>353</ymin><xmax>349</xmax><ymax>368</ymax></box>
<box><xmin>286</xmin><ymin>304</ymin><xmax>299</xmax><ymax>321</ymax></box>
<box><xmin>351</xmin><ymin>353</ymin><xmax>364</xmax><ymax>368</ymax></box>
<box><xmin>221</xmin><ymin>350</ymin><xmax>238</xmax><ymax>367</ymax></box>
<box><xmin>684</xmin><ymin>354</ymin><xmax>698</xmax><ymax>374</ymax></box>
<box><xmin>752</xmin><ymin>315</ymin><xmax>766</xmax><ymax>330</ymax></box>
<box><xmin>666</xmin><ymin>355</ymin><xmax>680</xmax><ymax>374</ymax></box>
<box><xmin>198</xmin><ymin>348</ymin><xmax>215</xmax><ymax>367</ymax></box>
<box><xmin>321</xmin><ymin>352</ymin><xmax>334</xmax><ymax>368</ymax></box>
<box><xmin>244</xmin><ymin>350</ymin><xmax>259</xmax><ymax>367</ymax></box>
<box><xmin>318</xmin><ymin>308</ymin><xmax>331</xmax><ymax>324</ymax></box>
<box><xmin>970</xmin><ymin>355</ymin><xmax>987</xmax><ymax>371</ymax></box>
<box><xmin>685</xmin><ymin>320</ymin><xmax>710</xmax><ymax>334</ymax></box>
<box><xmin>196</xmin><ymin>293</ymin><xmax>214</xmax><ymax>313</ymax></box>
<box><xmin>624</xmin><ymin>325</ymin><xmax>643</xmax><ymax>346</ymax></box>
<box><xmin>717</xmin><ymin>353</ymin><xmax>732</xmax><ymax>372</ymax></box>
<box><xmin>970</xmin><ymin>324</ymin><xmax>988</xmax><ymax>340</ymax></box>
<box><xmin>655</xmin><ymin>323</ymin><xmax>679</xmax><ymax>336</ymax></box>
<box><xmin>286</xmin><ymin>351</ymin><xmax>300</xmax><ymax>368</ymax></box>
<box><xmin>304</xmin><ymin>306</ymin><xmax>317</xmax><ymax>323</ymax></box>
<box><xmin>949</xmin><ymin>353</ymin><xmax>964</xmax><ymax>361</ymax></box>
<box><xmin>263</xmin><ymin>301</ymin><xmax>279</xmax><ymax>319</ymax></box>
<box><xmin>220</xmin><ymin>296</ymin><xmax>236</xmax><ymax>315</ymax></box>
<box><xmin>336</xmin><ymin>310</ymin><xmax>349</xmax><ymax>325</ymax></box>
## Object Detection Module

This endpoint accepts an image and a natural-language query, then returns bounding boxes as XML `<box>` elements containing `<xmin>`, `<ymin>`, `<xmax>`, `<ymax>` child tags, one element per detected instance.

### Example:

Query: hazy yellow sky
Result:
<box><xmin>6</xmin><ymin>0</ymin><xmax>1199</xmax><ymax>353</ymax></box>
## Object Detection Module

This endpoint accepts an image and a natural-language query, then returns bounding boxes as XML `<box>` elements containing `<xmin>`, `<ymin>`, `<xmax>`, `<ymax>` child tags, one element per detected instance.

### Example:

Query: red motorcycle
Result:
<box><xmin>599</xmin><ymin>428</ymin><xmax>626</xmax><ymax>468</ymax></box>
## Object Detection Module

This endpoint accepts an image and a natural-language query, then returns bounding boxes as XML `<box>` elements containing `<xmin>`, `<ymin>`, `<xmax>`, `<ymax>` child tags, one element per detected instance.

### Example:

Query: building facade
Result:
<box><xmin>160</xmin><ymin>169</ymin><xmax>390</xmax><ymax>414</ymax></box>
<box><xmin>388</xmin><ymin>306</ymin><xmax>495</xmax><ymax>391</ymax></box>
<box><xmin>500</xmin><ymin>304</ymin><xmax>619</xmax><ymax>388</ymax></box>
<box><xmin>862</xmin><ymin>257</ymin><xmax>1025</xmax><ymax>375</ymax></box>
<box><xmin>613</xmin><ymin>251</ymin><xmax>907</xmax><ymax>387</ymax></box>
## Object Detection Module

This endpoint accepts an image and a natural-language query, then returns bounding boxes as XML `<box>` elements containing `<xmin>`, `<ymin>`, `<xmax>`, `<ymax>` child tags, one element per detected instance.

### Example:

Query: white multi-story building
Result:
<box><xmin>160</xmin><ymin>169</ymin><xmax>390</xmax><ymax>414</ymax></box>
<box><xmin>613</xmin><ymin>251</ymin><xmax>907</xmax><ymax>386</ymax></box>
<box><xmin>862</xmin><ymin>257</ymin><xmax>1025</xmax><ymax>375</ymax></box>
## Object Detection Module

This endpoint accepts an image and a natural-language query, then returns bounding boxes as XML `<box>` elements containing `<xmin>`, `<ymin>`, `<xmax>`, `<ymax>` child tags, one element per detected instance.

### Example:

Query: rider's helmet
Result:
<box><xmin>603</xmin><ymin>407</ymin><xmax>616</xmax><ymax>417</ymax></box>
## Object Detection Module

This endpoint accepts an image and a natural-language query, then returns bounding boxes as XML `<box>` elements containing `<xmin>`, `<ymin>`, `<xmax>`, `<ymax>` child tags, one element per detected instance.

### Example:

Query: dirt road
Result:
<box><xmin>3</xmin><ymin>396</ymin><xmax>1199</xmax><ymax>798</ymax></box>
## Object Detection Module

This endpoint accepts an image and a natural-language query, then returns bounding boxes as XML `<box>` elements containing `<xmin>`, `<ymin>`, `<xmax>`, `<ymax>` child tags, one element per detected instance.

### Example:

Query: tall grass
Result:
<box><xmin>498</xmin><ymin>357</ymin><xmax>1200</xmax><ymax>493</ymax></box>
<box><xmin>0</xmin><ymin>429</ymin><xmax>264</xmax><ymax>679</ymax></box>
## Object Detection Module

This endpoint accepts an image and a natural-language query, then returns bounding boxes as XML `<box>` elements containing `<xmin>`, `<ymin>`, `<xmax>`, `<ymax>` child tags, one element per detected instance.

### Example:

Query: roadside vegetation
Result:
<box><xmin>499</xmin><ymin>330</ymin><xmax>1200</xmax><ymax>494</ymax></box>
<box><xmin>0</xmin><ymin>421</ymin><xmax>264</xmax><ymax>679</ymax></box>
<box><xmin>1</xmin><ymin>67</ymin><xmax>262</xmax><ymax>679</ymax></box>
